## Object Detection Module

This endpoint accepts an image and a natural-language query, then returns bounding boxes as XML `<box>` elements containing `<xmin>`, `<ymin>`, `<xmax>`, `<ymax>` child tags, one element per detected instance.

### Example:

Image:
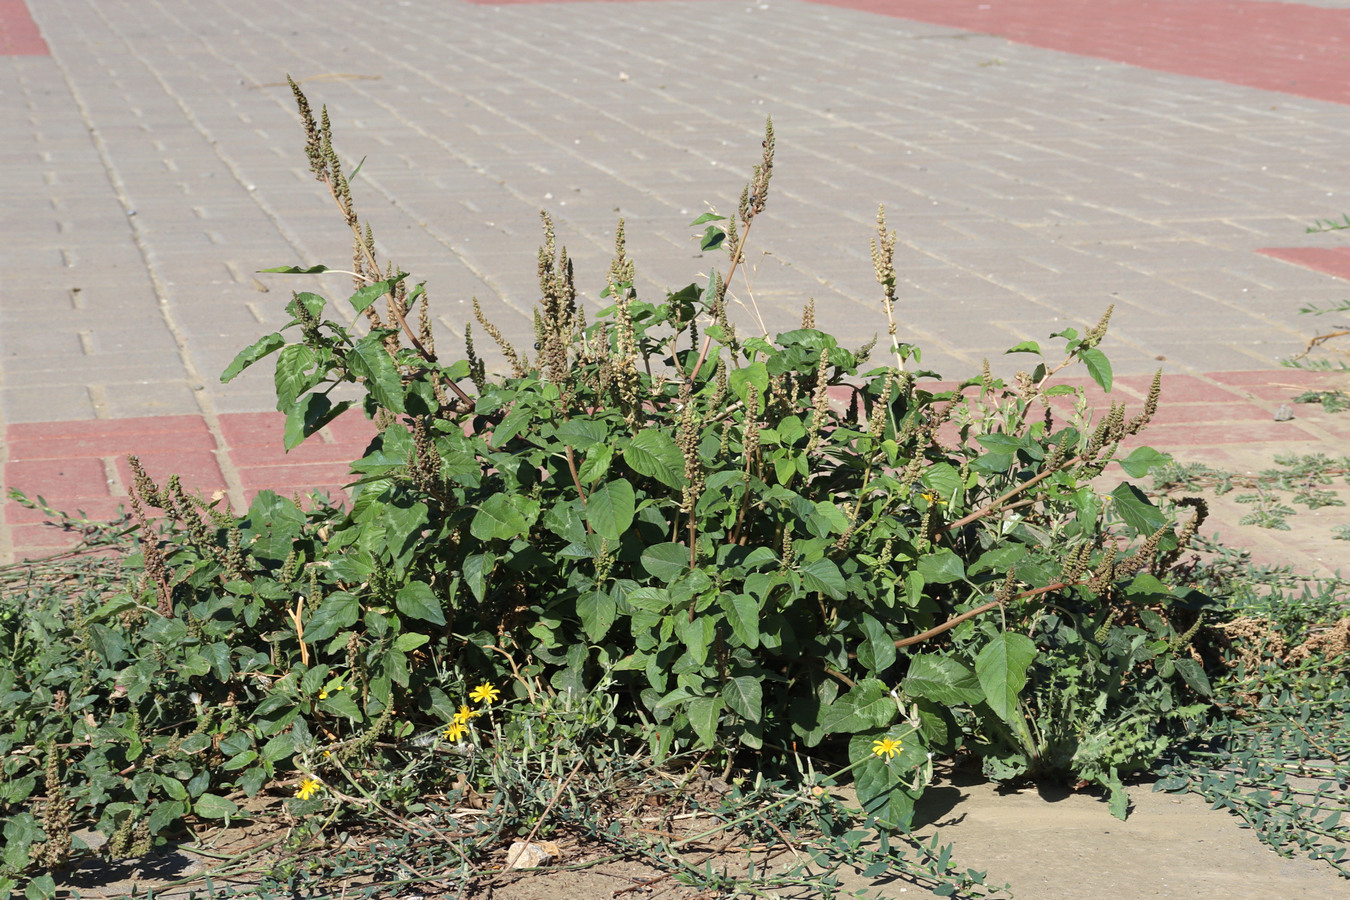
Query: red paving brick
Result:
<box><xmin>3</xmin><ymin>370</ymin><xmax>1346</xmax><ymax>559</ymax></box>
<box><xmin>806</xmin><ymin>0</ymin><xmax>1350</xmax><ymax>106</ymax></box>
<box><xmin>0</xmin><ymin>0</ymin><xmax>47</xmax><ymax>56</ymax></box>
<box><xmin>1257</xmin><ymin>247</ymin><xmax>1350</xmax><ymax>282</ymax></box>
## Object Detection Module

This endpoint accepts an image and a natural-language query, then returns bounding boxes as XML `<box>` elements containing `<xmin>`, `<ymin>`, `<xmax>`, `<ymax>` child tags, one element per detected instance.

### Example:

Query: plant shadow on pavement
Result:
<box><xmin>2</xmin><ymin>84</ymin><xmax>1347</xmax><ymax>900</ymax></box>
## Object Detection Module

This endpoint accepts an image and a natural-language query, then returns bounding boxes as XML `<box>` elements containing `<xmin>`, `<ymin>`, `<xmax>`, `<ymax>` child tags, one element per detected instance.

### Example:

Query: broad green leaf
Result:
<box><xmin>975</xmin><ymin>632</ymin><xmax>1037</xmax><ymax>723</ymax></box>
<box><xmin>1118</xmin><ymin>446</ymin><xmax>1171</xmax><ymax>478</ymax></box>
<box><xmin>577</xmin><ymin>587</ymin><xmax>617</xmax><ymax>642</ymax></box>
<box><xmin>922</xmin><ymin>462</ymin><xmax>962</xmax><ymax>503</ymax></box>
<box><xmin>284</xmin><ymin>393</ymin><xmax>352</xmax><ymax>451</ymax></box>
<box><xmin>689</xmin><ymin>212</ymin><xmax>726</xmax><ymax>225</ymax></box>
<box><xmin>348</xmin><ymin>334</ymin><xmax>406</xmax><ymax>413</ymax></box>
<box><xmin>286</xmin><ymin>292</ymin><xmax>326</xmax><ymax>320</ymax></box>
<box><xmin>261</xmin><ymin>264</ymin><xmax>331</xmax><ymax>274</ymax></box>
<box><xmin>1080</xmin><ymin>347</ymin><xmax>1113</xmax><ymax>393</ymax></box>
<box><xmin>471</xmin><ymin>494</ymin><xmax>531</xmax><ymax>541</ymax></box>
<box><xmin>1004</xmin><ymin>340</ymin><xmax>1042</xmax><ymax>355</ymax></box>
<box><xmin>349</xmin><ymin>276</ymin><xmax>404</xmax><ymax>314</ymax></box>
<box><xmin>1172</xmin><ymin>658</ymin><xmax>1211</xmax><ymax>697</ymax></box>
<box><xmin>968</xmin><ymin>544</ymin><xmax>1026</xmax><ymax>577</ymax></box>
<box><xmin>904</xmin><ymin>655</ymin><xmax>984</xmax><ymax>706</ymax></box>
<box><xmin>641</xmin><ymin>543</ymin><xmax>690</xmax><ymax>582</ymax></box>
<box><xmin>275</xmin><ymin>343</ymin><xmax>320</xmax><ymax>409</ymax></box>
<box><xmin>856</xmin><ymin>613</ymin><xmax>897</xmax><ymax>674</ymax></box>
<box><xmin>728</xmin><ymin>361</ymin><xmax>769</xmax><ymax>404</ymax></box>
<box><xmin>1110</xmin><ymin>482</ymin><xmax>1169</xmax><ymax>538</ymax></box>
<box><xmin>916</xmin><ymin>549</ymin><xmax>964</xmax><ymax>584</ymax></box>
<box><xmin>463</xmin><ymin>552</ymin><xmax>494</xmax><ymax>602</ymax></box>
<box><xmin>623</xmin><ymin>431</ymin><xmax>687</xmax><ymax>488</ymax></box>
<box><xmin>303</xmin><ymin>591</ymin><xmax>360</xmax><ymax>644</ymax></box>
<box><xmin>801</xmin><ymin>558</ymin><xmax>846</xmax><ymax>600</ymax></box>
<box><xmin>700</xmin><ymin>225</ymin><xmax>726</xmax><ymax>251</ymax></box>
<box><xmin>193</xmin><ymin>793</ymin><xmax>239</xmax><ymax>820</ymax></box>
<box><xmin>554</xmin><ymin>418</ymin><xmax>609</xmax><ymax>450</ymax></box>
<box><xmin>394</xmin><ymin>633</ymin><xmax>430</xmax><ymax>652</ymax></box>
<box><xmin>244</xmin><ymin>491</ymin><xmax>306</xmax><ymax>558</ymax></box>
<box><xmin>720</xmin><ymin>593</ymin><xmax>760</xmax><ymax>649</ymax></box>
<box><xmin>221</xmin><ymin>332</ymin><xmax>285</xmax><ymax>383</ymax></box>
<box><xmin>578</xmin><ymin>443</ymin><xmax>613</xmax><ymax>483</ymax></box>
<box><xmin>679</xmin><ymin>615</ymin><xmax>716</xmax><ymax>663</ymax></box>
<box><xmin>722</xmin><ymin>675</ymin><xmax>762</xmax><ymax>723</ymax></box>
<box><xmin>395</xmin><ymin>582</ymin><xmax>446</xmax><ymax>626</ymax></box>
<box><xmin>585</xmin><ymin>478</ymin><xmax>636</xmax><ymax>541</ymax></box>
<box><xmin>687</xmin><ymin>696</ymin><xmax>722</xmax><ymax>747</ymax></box>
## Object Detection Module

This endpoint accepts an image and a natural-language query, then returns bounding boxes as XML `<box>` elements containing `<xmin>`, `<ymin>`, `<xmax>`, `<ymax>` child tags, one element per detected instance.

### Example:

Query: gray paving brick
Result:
<box><xmin>6</xmin><ymin>0</ymin><xmax>1350</xmax><ymax>434</ymax></box>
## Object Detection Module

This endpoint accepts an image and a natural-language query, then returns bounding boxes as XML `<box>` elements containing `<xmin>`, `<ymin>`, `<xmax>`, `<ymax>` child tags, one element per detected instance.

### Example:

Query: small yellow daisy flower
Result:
<box><xmin>443</xmin><ymin>720</ymin><xmax>468</xmax><ymax>741</ymax></box>
<box><xmin>454</xmin><ymin>704</ymin><xmax>476</xmax><ymax>724</ymax></box>
<box><xmin>295</xmin><ymin>778</ymin><xmax>321</xmax><ymax>800</ymax></box>
<box><xmin>318</xmin><ymin>690</ymin><xmax>328</xmax><ymax>700</ymax></box>
<box><xmin>872</xmin><ymin>737</ymin><xmax>903</xmax><ymax>760</ymax></box>
<box><xmin>469</xmin><ymin>682</ymin><xmax>500</xmax><ymax>704</ymax></box>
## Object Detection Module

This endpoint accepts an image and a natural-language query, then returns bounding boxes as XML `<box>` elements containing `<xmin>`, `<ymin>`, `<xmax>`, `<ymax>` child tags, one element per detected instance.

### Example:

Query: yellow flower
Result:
<box><xmin>920</xmin><ymin>490</ymin><xmax>946</xmax><ymax>506</ymax></box>
<box><xmin>295</xmin><ymin>777</ymin><xmax>321</xmax><ymax>800</ymax></box>
<box><xmin>443</xmin><ymin>720</ymin><xmax>468</xmax><ymax>741</ymax></box>
<box><xmin>318</xmin><ymin>690</ymin><xmax>328</xmax><ymax>700</ymax></box>
<box><xmin>872</xmin><ymin>737</ymin><xmax>903</xmax><ymax>760</ymax></box>
<box><xmin>469</xmin><ymin>682</ymin><xmax>500</xmax><ymax>704</ymax></box>
<box><xmin>454</xmin><ymin>704</ymin><xmax>476</xmax><ymax>724</ymax></box>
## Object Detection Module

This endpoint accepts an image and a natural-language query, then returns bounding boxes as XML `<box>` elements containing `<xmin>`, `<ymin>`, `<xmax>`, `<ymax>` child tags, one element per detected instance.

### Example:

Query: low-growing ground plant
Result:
<box><xmin>0</xmin><ymin>83</ymin><xmax>1269</xmax><ymax>897</ymax></box>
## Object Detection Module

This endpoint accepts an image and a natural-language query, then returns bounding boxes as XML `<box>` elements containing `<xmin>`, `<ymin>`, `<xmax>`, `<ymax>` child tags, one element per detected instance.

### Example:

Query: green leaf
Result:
<box><xmin>722</xmin><ymin>676</ymin><xmax>763</xmax><ymax>723</ymax></box>
<box><xmin>193</xmin><ymin>793</ymin><xmax>239</xmax><ymax>820</ymax></box>
<box><xmin>1004</xmin><ymin>340</ymin><xmax>1042</xmax><ymax>355</ymax></box>
<box><xmin>577</xmin><ymin>587</ymin><xmax>617</xmax><ymax>642</ymax></box>
<box><xmin>1172</xmin><ymin>658</ymin><xmax>1211</xmax><ymax>697</ymax></box>
<box><xmin>1118</xmin><ymin>446</ymin><xmax>1172</xmax><ymax>478</ymax></box>
<box><xmin>303</xmin><ymin>591</ymin><xmax>360</xmax><ymax>644</ymax></box>
<box><xmin>728</xmin><ymin>361</ymin><xmax>769</xmax><ymax>404</ymax></box>
<box><xmin>222</xmin><ymin>332</ymin><xmax>285</xmax><ymax>383</ymax></box>
<box><xmin>1110</xmin><ymin>482</ymin><xmax>1169</xmax><ymax>538</ymax></box>
<box><xmin>471</xmin><ymin>494</ymin><xmax>531</xmax><ymax>541</ymax></box>
<box><xmin>349</xmin><ymin>276</ymin><xmax>404</xmax><ymax>314</ymax></box>
<box><xmin>24</xmin><ymin>874</ymin><xmax>55</xmax><ymax>900</ymax></box>
<box><xmin>554</xmin><ymin>418</ymin><xmax>609</xmax><ymax>450</ymax></box>
<box><xmin>700</xmin><ymin>226</ymin><xmax>726</xmax><ymax>251</ymax></box>
<box><xmin>689</xmin><ymin>212</ymin><xmax>726</xmax><ymax>226</ymax></box>
<box><xmin>800</xmin><ymin>558</ymin><xmax>846</xmax><ymax>600</ymax></box>
<box><xmin>905</xmin><ymin>655</ymin><xmax>984</xmax><ymax>706</ymax></box>
<box><xmin>394</xmin><ymin>633</ymin><xmax>430</xmax><ymax>652</ymax></box>
<box><xmin>641</xmin><ymin>543</ymin><xmax>690</xmax><ymax>582</ymax></box>
<box><xmin>274</xmin><ymin>343</ymin><xmax>320</xmax><ymax>409</ymax></box>
<box><xmin>922</xmin><ymin>462</ymin><xmax>962</xmax><ymax>503</ymax></box>
<box><xmin>623</xmin><ymin>431</ymin><xmax>687</xmax><ymax>488</ymax></box>
<box><xmin>463</xmin><ymin>553</ymin><xmax>495</xmax><ymax>602</ymax></box>
<box><xmin>348</xmin><ymin>334</ymin><xmax>406</xmax><ymax>412</ymax></box>
<box><xmin>261</xmin><ymin>264</ymin><xmax>331</xmax><ymax>274</ymax></box>
<box><xmin>284</xmin><ymin>393</ymin><xmax>352</xmax><ymax>451</ymax></box>
<box><xmin>856</xmin><ymin>613</ymin><xmax>897</xmax><ymax>674</ymax></box>
<box><xmin>687</xmin><ymin>696</ymin><xmax>722</xmax><ymax>747</ymax></box>
<box><xmin>1080</xmin><ymin>347</ymin><xmax>1113</xmax><ymax>393</ymax></box>
<box><xmin>395</xmin><ymin>582</ymin><xmax>446</xmax><ymax>626</ymax></box>
<box><xmin>585</xmin><ymin>478</ymin><xmax>636</xmax><ymax>541</ymax></box>
<box><xmin>917</xmin><ymin>549</ymin><xmax>964</xmax><ymax>584</ymax></box>
<box><xmin>720</xmin><ymin>593</ymin><xmax>760</xmax><ymax>649</ymax></box>
<box><xmin>578</xmin><ymin>443</ymin><xmax>613</xmax><ymax>483</ymax></box>
<box><xmin>975</xmin><ymin>633</ymin><xmax>1037</xmax><ymax>724</ymax></box>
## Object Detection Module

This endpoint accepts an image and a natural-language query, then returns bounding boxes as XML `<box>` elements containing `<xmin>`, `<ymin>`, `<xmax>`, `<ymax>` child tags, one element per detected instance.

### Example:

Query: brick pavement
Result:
<box><xmin>3</xmin><ymin>0</ymin><xmax>1350</xmax><ymax>569</ymax></box>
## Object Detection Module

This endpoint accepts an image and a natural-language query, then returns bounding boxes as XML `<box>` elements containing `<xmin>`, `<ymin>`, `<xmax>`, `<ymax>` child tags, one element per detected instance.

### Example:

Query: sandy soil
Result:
<box><xmin>53</xmin><ymin>766</ymin><xmax>1346</xmax><ymax>900</ymax></box>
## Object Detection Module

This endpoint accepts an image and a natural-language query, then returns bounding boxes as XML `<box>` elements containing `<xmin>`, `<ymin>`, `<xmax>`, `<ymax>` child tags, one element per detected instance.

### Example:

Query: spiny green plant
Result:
<box><xmin>1153</xmin><ymin>453</ymin><xmax>1349</xmax><ymax>531</ymax></box>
